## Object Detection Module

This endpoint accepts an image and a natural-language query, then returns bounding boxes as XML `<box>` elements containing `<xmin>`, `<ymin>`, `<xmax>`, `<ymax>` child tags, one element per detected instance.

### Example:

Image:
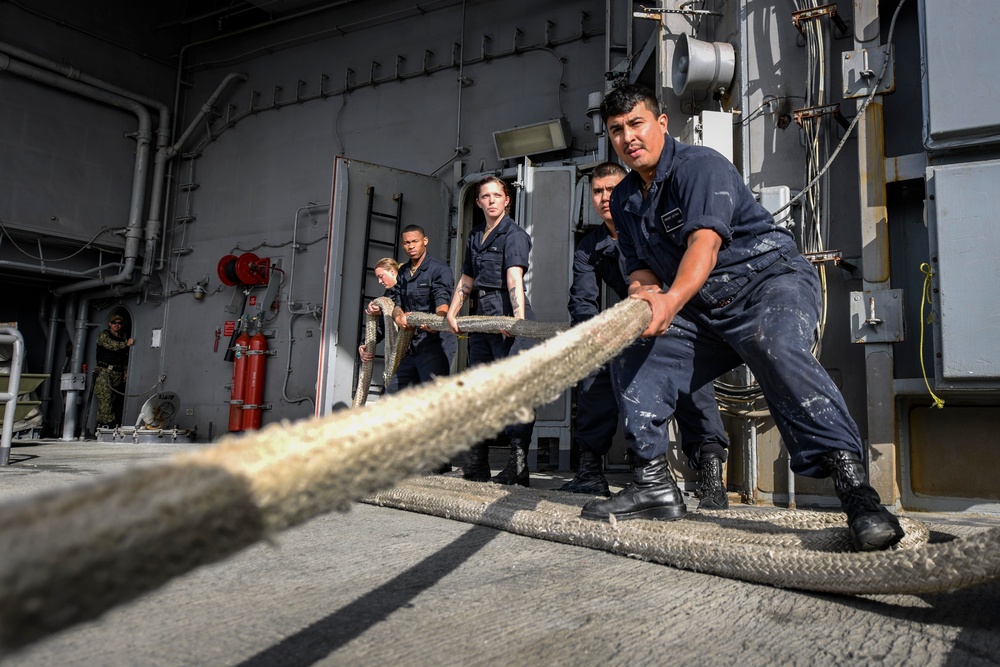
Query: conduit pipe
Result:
<box><xmin>40</xmin><ymin>297</ymin><xmax>61</xmax><ymax>433</ymax></box>
<box><xmin>157</xmin><ymin>71</ymin><xmax>248</xmax><ymax>271</ymax></box>
<box><xmin>0</xmin><ymin>40</ymin><xmax>172</xmax><ymax>295</ymax></box>
<box><xmin>58</xmin><ymin>296</ymin><xmax>76</xmax><ymax>440</ymax></box>
<box><xmin>0</xmin><ymin>259</ymin><xmax>125</xmax><ymax>280</ymax></box>
<box><xmin>0</xmin><ymin>54</ymin><xmax>153</xmax><ymax>296</ymax></box>
<box><xmin>61</xmin><ymin>297</ymin><xmax>91</xmax><ymax>441</ymax></box>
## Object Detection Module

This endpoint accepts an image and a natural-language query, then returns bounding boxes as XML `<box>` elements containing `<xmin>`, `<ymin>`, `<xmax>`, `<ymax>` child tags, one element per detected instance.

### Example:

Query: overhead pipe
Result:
<box><xmin>158</xmin><ymin>70</ymin><xmax>250</xmax><ymax>276</ymax></box>
<box><xmin>169</xmin><ymin>0</ymin><xmax>364</xmax><ymax>139</ymax></box>
<box><xmin>0</xmin><ymin>41</ymin><xmax>173</xmax><ymax>295</ymax></box>
<box><xmin>0</xmin><ymin>54</ymin><xmax>153</xmax><ymax>296</ymax></box>
<box><xmin>0</xmin><ymin>258</ymin><xmax>125</xmax><ymax>280</ymax></box>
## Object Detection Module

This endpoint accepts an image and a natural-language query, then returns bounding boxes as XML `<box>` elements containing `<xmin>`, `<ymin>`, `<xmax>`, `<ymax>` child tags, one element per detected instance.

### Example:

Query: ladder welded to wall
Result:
<box><xmin>352</xmin><ymin>187</ymin><xmax>403</xmax><ymax>397</ymax></box>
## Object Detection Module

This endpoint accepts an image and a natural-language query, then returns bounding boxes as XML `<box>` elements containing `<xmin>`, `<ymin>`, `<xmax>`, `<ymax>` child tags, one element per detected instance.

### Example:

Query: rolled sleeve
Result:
<box><xmin>430</xmin><ymin>262</ymin><xmax>454</xmax><ymax>309</ymax></box>
<box><xmin>504</xmin><ymin>229</ymin><xmax>531</xmax><ymax>270</ymax></box>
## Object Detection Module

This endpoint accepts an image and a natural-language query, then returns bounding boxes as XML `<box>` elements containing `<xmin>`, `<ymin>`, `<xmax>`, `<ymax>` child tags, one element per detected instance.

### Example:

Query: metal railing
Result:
<box><xmin>0</xmin><ymin>327</ymin><xmax>24</xmax><ymax>465</ymax></box>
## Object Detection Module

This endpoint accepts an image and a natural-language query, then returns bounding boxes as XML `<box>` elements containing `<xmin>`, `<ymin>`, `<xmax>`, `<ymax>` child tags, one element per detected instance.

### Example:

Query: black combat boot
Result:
<box><xmin>821</xmin><ymin>450</ymin><xmax>904</xmax><ymax>552</ymax></box>
<box><xmin>491</xmin><ymin>438</ymin><xmax>530</xmax><ymax>487</ymax></box>
<box><xmin>463</xmin><ymin>441</ymin><xmax>491</xmax><ymax>482</ymax></box>
<box><xmin>697</xmin><ymin>453</ymin><xmax>729</xmax><ymax>510</ymax></box>
<box><xmin>580</xmin><ymin>454</ymin><xmax>686</xmax><ymax>522</ymax></box>
<box><xmin>558</xmin><ymin>451</ymin><xmax>611</xmax><ymax>496</ymax></box>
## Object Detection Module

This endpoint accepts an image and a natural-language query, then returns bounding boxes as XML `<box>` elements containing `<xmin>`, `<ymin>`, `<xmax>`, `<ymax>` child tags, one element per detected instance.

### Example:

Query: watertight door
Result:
<box><xmin>316</xmin><ymin>157</ymin><xmax>450</xmax><ymax>415</ymax></box>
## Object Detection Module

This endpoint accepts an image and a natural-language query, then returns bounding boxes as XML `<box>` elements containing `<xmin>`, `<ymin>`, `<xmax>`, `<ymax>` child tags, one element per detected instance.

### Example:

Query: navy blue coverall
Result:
<box><xmin>611</xmin><ymin>134</ymin><xmax>863</xmax><ymax>477</ymax></box>
<box><xmin>462</xmin><ymin>214</ymin><xmax>535</xmax><ymax>440</ymax></box>
<box><xmin>388</xmin><ymin>255</ymin><xmax>456</xmax><ymax>393</ymax></box>
<box><xmin>569</xmin><ymin>222</ymin><xmax>729</xmax><ymax>466</ymax></box>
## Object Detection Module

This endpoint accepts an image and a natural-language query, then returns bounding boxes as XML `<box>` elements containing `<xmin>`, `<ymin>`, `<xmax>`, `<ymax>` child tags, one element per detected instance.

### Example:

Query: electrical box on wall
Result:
<box><xmin>919</xmin><ymin>0</ymin><xmax>1000</xmax><ymax>151</ymax></box>
<box><xmin>758</xmin><ymin>185</ymin><xmax>793</xmax><ymax>229</ymax></box>
<box><xmin>680</xmin><ymin>110</ymin><xmax>734</xmax><ymax>164</ymax></box>
<box><xmin>926</xmin><ymin>159</ymin><xmax>1000</xmax><ymax>390</ymax></box>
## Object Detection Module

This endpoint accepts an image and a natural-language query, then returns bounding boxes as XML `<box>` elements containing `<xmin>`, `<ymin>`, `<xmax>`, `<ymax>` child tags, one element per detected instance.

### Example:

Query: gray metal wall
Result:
<box><xmin>1</xmin><ymin>1</ymin><xmax>605</xmax><ymax>437</ymax></box>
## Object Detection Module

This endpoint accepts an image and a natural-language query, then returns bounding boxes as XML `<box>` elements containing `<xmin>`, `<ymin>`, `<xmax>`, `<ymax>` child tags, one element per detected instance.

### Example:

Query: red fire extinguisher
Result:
<box><xmin>228</xmin><ymin>331</ymin><xmax>251</xmax><ymax>432</ymax></box>
<box><xmin>242</xmin><ymin>331</ymin><xmax>268</xmax><ymax>431</ymax></box>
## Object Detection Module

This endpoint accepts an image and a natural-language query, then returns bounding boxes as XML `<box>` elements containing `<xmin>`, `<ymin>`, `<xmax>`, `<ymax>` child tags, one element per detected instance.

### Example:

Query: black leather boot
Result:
<box><xmin>558</xmin><ymin>451</ymin><xmax>610</xmax><ymax>496</ymax></box>
<box><xmin>463</xmin><ymin>441</ymin><xmax>491</xmax><ymax>482</ymax></box>
<box><xmin>697</xmin><ymin>453</ymin><xmax>729</xmax><ymax>510</ymax></box>
<box><xmin>821</xmin><ymin>450</ymin><xmax>904</xmax><ymax>552</ymax></box>
<box><xmin>580</xmin><ymin>454</ymin><xmax>686</xmax><ymax>522</ymax></box>
<box><xmin>491</xmin><ymin>438</ymin><xmax>529</xmax><ymax>487</ymax></box>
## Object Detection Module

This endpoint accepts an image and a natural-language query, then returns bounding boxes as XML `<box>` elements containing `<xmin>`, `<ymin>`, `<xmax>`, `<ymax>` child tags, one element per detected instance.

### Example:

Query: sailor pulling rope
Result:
<box><xmin>2</xmin><ymin>298</ymin><xmax>1000</xmax><ymax>655</ymax></box>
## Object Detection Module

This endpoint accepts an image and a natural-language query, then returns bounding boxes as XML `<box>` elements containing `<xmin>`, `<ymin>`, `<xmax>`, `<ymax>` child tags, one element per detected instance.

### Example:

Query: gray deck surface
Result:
<box><xmin>1</xmin><ymin>439</ymin><xmax>999</xmax><ymax>667</ymax></box>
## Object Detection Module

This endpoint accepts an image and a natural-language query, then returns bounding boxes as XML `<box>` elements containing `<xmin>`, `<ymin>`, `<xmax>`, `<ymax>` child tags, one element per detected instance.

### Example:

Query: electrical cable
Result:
<box><xmin>0</xmin><ymin>219</ymin><xmax>119</xmax><ymax>262</ymax></box>
<box><xmin>771</xmin><ymin>0</ymin><xmax>908</xmax><ymax>218</ymax></box>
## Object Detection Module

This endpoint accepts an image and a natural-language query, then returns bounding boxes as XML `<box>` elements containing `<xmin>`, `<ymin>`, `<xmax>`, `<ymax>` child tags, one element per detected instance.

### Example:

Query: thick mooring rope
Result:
<box><xmin>352</xmin><ymin>309</ymin><xmax>567</xmax><ymax>406</ymax></box>
<box><xmin>0</xmin><ymin>298</ymin><xmax>647</xmax><ymax>652</ymax></box>
<box><xmin>1</xmin><ymin>297</ymin><xmax>999</xmax><ymax>654</ymax></box>
<box><xmin>366</xmin><ymin>476</ymin><xmax>1000</xmax><ymax>596</ymax></box>
<box><xmin>353</xmin><ymin>296</ymin><xmax>411</xmax><ymax>407</ymax></box>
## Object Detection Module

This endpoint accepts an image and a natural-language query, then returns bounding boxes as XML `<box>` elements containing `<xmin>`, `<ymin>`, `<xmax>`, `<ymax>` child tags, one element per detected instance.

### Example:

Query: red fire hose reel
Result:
<box><xmin>217</xmin><ymin>252</ymin><xmax>271</xmax><ymax>287</ymax></box>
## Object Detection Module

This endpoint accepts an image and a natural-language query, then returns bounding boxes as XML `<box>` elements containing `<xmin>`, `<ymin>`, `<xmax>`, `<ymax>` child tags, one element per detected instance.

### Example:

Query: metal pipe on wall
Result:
<box><xmin>854</xmin><ymin>0</ymin><xmax>898</xmax><ymax>504</ymax></box>
<box><xmin>41</xmin><ymin>297</ymin><xmax>61</xmax><ymax>434</ymax></box>
<box><xmin>0</xmin><ymin>41</ymin><xmax>173</xmax><ymax>294</ymax></box>
<box><xmin>157</xmin><ymin>71</ymin><xmax>249</xmax><ymax>271</ymax></box>
<box><xmin>61</xmin><ymin>297</ymin><xmax>91</xmax><ymax>441</ymax></box>
<box><xmin>0</xmin><ymin>259</ymin><xmax>125</xmax><ymax>280</ymax></box>
<box><xmin>280</xmin><ymin>202</ymin><xmax>329</xmax><ymax>407</ymax></box>
<box><xmin>0</xmin><ymin>54</ymin><xmax>154</xmax><ymax>297</ymax></box>
<box><xmin>58</xmin><ymin>296</ymin><xmax>76</xmax><ymax>441</ymax></box>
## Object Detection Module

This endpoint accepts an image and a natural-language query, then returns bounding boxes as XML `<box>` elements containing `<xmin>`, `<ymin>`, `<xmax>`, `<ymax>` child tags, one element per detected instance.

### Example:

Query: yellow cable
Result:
<box><xmin>919</xmin><ymin>263</ymin><xmax>945</xmax><ymax>409</ymax></box>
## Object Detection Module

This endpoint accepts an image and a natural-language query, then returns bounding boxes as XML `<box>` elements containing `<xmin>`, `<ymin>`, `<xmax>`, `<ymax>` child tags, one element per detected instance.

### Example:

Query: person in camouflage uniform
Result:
<box><xmin>95</xmin><ymin>314</ymin><xmax>133</xmax><ymax>428</ymax></box>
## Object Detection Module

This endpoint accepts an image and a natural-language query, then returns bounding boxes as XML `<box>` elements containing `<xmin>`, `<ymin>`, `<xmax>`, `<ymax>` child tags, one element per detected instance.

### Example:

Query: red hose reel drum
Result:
<box><xmin>217</xmin><ymin>253</ymin><xmax>271</xmax><ymax>286</ymax></box>
<box><xmin>218</xmin><ymin>255</ymin><xmax>240</xmax><ymax>286</ymax></box>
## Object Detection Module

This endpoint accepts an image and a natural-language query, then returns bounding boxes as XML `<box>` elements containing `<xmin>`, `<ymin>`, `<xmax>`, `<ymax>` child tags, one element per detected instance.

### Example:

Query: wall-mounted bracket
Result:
<box><xmin>793</xmin><ymin>103</ymin><xmax>850</xmax><ymax>132</ymax></box>
<box><xmin>842</xmin><ymin>45</ymin><xmax>895</xmax><ymax>99</ymax></box>
<box><xmin>850</xmin><ymin>290</ymin><xmax>905</xmax><ymax>344</ymax></box>
<box><xmin>792</xmin><ymin>4</ymin><xmax>850</xmax><ymax>38</ymax></box>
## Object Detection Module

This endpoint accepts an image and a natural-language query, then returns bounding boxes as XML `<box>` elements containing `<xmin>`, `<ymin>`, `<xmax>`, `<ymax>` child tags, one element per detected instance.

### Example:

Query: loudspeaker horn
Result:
<box><xmin>671</xmin><ymin>32</ymin><xmax>736</xmax><ymax>96</ymax></box>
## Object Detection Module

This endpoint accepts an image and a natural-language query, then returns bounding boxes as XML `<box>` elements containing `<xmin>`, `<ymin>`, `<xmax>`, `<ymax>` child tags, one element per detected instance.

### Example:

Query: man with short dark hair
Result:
<box><xmin>95</xmin><ymin>313</ymin><xmax>133</xmax><ymax>429</ymax></box>
<box><xmin>561</xmin><ymin>161</ymin><xmax>730</xmax><ymax>508</ymax></box>
<box><xmin>580</xmin><ymin>84</ymin><xmax>903</xmax><ymax>552</ymax></box>
<box><xmin>389</xmin><ymin>225</ymin><xmax>456</xmax><ymax>393</ymax></box>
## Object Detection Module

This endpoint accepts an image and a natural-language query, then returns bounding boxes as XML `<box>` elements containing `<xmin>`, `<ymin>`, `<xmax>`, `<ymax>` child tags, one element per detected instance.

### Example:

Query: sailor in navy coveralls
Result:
<box><xmin>561</xmin><ymin>161</ymin><xmax>730</xmax><ymax>508</ymax></box>
<box><xmin>446</xmin><ymin>176</ymin><xmax>536</xmax><ymax>487</ymax></box>
<box><xmin>388</xmin><ymin>225</ymin><xmax>457</xmax><ymax>392</ymax></box>
<box><xmin>579</xmin><ymin>84</ymin><xmax>903</xmax><ymax>552</ymax></box>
